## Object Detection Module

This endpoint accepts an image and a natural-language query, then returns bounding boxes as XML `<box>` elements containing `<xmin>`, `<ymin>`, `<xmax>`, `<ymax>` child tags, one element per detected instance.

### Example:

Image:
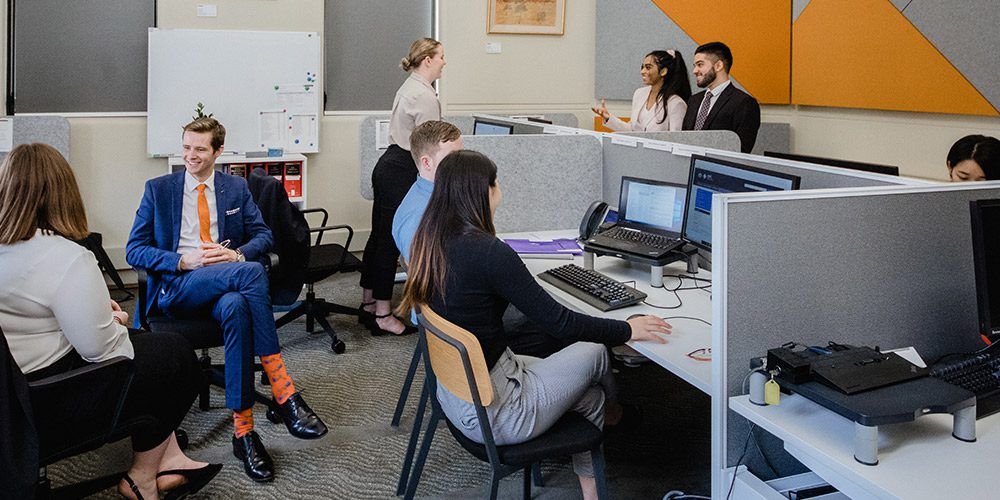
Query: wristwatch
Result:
<box><xmin>234</xmin><ymin>248</ymin><xmax>246</xmax><ymax>262</ymax></box>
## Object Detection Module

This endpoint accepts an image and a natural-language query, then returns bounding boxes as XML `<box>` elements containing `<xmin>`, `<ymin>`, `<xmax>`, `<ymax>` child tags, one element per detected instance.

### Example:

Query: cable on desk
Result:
<box><xmin>662</xmin><ymin>315</ymin><xmax>711</xmax><ymax>326</ymax></box>
<box><xmin>727</xmin><ymin>424</ymin><xmax>757</xmax><ymax>500</ymax></box>
<box><xmin>663</xmin><ymin>491</ymin><xmax>710</xmax><ymax>499</ymax></box>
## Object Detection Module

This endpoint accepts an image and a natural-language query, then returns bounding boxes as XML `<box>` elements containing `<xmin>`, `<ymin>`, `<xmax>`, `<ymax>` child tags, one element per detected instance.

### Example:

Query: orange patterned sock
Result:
<box><xmin>233</xmin><ymin>408</ymin><xmax>254</xmax><ymax>438</ymax></box>
<box><xmin>261</xmin><ymin>353</ymin><xmax>297</xmax><ymax>404</ymax></box>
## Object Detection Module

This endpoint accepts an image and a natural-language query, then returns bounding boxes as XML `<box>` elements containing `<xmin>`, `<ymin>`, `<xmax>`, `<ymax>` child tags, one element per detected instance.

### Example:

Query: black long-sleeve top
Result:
<box><xmin>428</xmin><ymin>232</ymin><xmax>631</xmax><ymax>369</ymax></box>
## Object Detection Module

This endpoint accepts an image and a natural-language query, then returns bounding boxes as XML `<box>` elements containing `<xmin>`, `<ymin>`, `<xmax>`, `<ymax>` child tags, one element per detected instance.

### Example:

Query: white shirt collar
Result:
<box><xmin>184</xmin><ymin>170</ymin><xmax>215</xmax><ymax>192</ymax></box>
<box><xmin>707</xmin><ymin>78</ymin><xmax>731</xmax><ymax>97</ymax></box>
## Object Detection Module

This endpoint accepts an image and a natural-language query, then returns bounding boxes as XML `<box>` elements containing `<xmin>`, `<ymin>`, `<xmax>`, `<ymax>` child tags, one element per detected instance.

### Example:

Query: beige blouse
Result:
<box><xmin>388</xmin><ymin>72</ymin><xmax>442</xmax><ymax>151</ymax></box>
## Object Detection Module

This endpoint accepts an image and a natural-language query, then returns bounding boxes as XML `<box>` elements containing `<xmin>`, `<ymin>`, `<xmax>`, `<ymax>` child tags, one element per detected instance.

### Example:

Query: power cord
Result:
<box><xmin>663</xmin><ymin>491</ymin><xmax>710</xmax><ymax>499</ymax></box>
<box><xmin>662</xmin><ymin>315</ymin><xmax>711</xmax><ymax>326</ymax></box>
<box><xmin>727</xmin><ymin>424</ymin><xmax>757</xmax><ymax>499</ymax></box>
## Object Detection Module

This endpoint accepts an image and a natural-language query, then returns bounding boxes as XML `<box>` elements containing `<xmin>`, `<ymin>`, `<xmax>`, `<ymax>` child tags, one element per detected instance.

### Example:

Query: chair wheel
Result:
<box><xmin>175</xmin><ymin>429</ymin><xmax>189</xmax><ymax>450</ymax></box>
<box><xmin>332</xmin><ymin>339</ymin><xmax>346</xmax><ymax>353</ymax></box>
<box><xmin>266</xmin><ymin>407</ymin><xmax>282</xmax><ymax>424</ymax></box>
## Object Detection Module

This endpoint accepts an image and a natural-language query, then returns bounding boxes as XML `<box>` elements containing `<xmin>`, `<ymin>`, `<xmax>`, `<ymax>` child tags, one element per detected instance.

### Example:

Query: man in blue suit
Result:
<box><xmin>126</xmin><ymin>117</ymin><xmax>326</xmax><ymax>483</ymax></box>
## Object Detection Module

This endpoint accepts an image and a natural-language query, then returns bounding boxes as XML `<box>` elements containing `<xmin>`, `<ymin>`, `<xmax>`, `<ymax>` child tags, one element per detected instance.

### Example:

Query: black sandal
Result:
<box><xmin>368</xmin><ymin>313</ymin><xmax>417</xmax><ymax>336</ymax></box>
<box><xmin>157</xmin><ymin>463</ymin><xmax>223</xmax><ymax>500</ymax></box>
<box><xmin>358</xmin><ymin>301</ymin><xmax>376</xmax><ymax>326</ymax></box>
<box><xmin>120</xmin><ymin>473</ymin><xmax>145</xmax><ymax>500</ymax></box>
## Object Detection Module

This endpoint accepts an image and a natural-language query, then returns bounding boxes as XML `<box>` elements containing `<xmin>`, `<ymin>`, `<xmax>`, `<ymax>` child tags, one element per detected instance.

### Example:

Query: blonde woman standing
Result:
<box><xmin>360</xmin><ymin>37</ymin><xmax>446</xmax><ymax>336</ymax></box>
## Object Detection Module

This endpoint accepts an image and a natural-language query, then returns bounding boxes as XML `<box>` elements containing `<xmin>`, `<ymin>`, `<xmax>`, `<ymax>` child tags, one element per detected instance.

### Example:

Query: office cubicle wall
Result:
<box><xmin>0</xmin><ymin>115</ymin><xmax>70</xmax><ymax>160</ymax></box>
<box><xmin>623</xmin><ymin>122</ymin><xmax>791</xmax><ymax>156</ymax></box>
<box><xmin>707</xmin><ymin>150</ymin><xmax>931</xmax><ymax>190</ymax></box>
<box><xmin>710</xmin><ymin>183</ymin><xmax>1000</xmax><ymax>497</ymax></box>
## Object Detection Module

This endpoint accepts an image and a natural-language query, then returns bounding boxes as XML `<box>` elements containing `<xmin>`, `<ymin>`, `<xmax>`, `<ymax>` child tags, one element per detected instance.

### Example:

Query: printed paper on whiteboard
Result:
<box><xmin>275</xmin><ymin>83</ymin><xmax>318</xmax><ymax>114</ymax></box>
<box><xmin>288</xmin><ymin>114</ymin><xmax>318</xmax><ymax>149</ymax></box>
<box><xmin>258</xmin><ymin>110</ymin><xmax>285</xmax><ymax>149</ymax></box>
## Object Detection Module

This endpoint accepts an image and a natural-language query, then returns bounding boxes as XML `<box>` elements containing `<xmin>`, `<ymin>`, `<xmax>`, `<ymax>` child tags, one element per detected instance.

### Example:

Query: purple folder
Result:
<box><xmin>503</xmin><ymin>238</ymin><xmax>583</xmax><ymax>255</ymax></box>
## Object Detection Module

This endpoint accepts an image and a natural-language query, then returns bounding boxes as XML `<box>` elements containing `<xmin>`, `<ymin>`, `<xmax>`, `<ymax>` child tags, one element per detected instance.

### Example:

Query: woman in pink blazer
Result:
<box><xmin>593</xmin><ymin>50</ymin><xmax>692</xmax><ymax>132</ymax></box>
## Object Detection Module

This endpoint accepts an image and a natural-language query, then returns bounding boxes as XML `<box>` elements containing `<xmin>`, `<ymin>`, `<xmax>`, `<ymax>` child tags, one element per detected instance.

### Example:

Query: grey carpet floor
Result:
<box><xmin>50</xmin><ymin>273</ymin><xmax>710</xmax><ymax>499</ymax></box>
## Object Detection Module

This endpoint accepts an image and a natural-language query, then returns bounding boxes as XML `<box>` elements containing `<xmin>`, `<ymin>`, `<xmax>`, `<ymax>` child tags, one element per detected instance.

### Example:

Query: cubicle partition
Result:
<box><xmin>623</xmin><ymin>122</ymin><xmax>791</xmax><ymax>157</ymax></box>
<box><xmin>708</xmin><ymin>149</ymin><xmax>928</xmax><ymax>190</ymax></box>
<box><xmin>710</xmin><ymin>183</ymin><xmax>1000</xmax><ymax>497</ymax></box>
<box><xmin>0</xmin><ymin>115</ymin><xmax>70</xmax><ymax>160</ymax></box>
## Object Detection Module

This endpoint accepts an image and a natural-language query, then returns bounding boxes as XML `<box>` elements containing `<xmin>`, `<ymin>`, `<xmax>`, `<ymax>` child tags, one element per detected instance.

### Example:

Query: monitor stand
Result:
<box><xmin>583</xmin><ymin>245</ymin><xmax>700</xmax><ymax>287</ymax></box>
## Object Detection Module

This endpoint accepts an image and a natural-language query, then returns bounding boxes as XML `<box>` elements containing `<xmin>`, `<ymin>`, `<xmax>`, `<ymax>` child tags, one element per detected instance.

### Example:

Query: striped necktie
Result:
<box><xmin>693</xmin><ymin>90</ymin><xmax>713</xmax><ymax>130</ymax></box>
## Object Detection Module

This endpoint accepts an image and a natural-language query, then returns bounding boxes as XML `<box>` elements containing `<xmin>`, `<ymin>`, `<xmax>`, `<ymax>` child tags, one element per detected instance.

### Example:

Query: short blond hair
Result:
<box><xmin>409</xmin><ymin>121</ymin><xmax>461</xmax><ymax>163</ymax></box>
<box><xmin>0</xmin><ymin>143</ymin><xmax>88</xmax><ymax>244</ymax></box>
<box><xmin>183</xmin><ymin>117</ymin><xmax>226</xmax><ymax>151</ymax></box>
<box><xmin>401</xmin><ymin>37</ymin><xmax>442</xmax><ymax>72</ymax></box>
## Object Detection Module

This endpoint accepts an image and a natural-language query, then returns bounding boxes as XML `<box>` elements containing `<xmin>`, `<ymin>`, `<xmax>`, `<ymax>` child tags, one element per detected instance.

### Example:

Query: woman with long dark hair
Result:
<box><xmin>593</xmin><ymin>50</ymin><xmax>691</xmax><ymax>132</ymax></box>
<box><xmin>360</xmin><ymin>37</ymin><xmax>446</xmax><ymax>336</ymax></box>
<box><xmin>399</xmin><ymin>150</ymin><xmax>671</xmax><ymax>500</ymax></box>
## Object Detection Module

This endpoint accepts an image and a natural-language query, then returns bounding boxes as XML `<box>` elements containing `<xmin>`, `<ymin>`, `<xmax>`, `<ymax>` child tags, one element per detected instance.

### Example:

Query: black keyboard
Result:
<box><xmin>601</xmin><ymin>227</ymin><xmax>678</xmax><ymax>250</ymax></box>
<box><xmin>930</xmin><ymin>351</ymin><xmax>1000</xmax><ymax>418</ymax></box>
<box><xmin>537</xmin><ymin>264</ymin><xmax>647</xmax><ymax>312</ymax></box>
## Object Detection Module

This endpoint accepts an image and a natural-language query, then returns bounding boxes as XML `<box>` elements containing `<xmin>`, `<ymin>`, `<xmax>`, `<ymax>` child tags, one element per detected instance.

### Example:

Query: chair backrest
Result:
<box><xmin>416</xmin><ymin>305</ymin><xmax>493</xmax><ymax>406</ymax></box>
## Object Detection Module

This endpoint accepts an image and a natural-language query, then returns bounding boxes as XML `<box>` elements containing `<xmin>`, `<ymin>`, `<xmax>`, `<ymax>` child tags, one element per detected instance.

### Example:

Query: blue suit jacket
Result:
<box><xmin>126</xmin><ymin>170</ymin><xmax>274</xmax><ymax>323</ymax></box>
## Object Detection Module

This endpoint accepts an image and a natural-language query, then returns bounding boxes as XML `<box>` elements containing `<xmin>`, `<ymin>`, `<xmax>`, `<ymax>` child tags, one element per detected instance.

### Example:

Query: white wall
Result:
<box><xmin>3</xmin><ymin>0</ymin><xmax>997</xmax><ymax>272</ymax></box>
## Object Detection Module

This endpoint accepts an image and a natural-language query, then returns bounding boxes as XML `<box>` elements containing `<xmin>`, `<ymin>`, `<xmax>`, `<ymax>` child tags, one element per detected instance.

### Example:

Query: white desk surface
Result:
<box><xmin>731</xmin><ymin>394</ymin><xmax>1000</xmax><ymax>499</ymax></box>
<box><xmin>502</xmin><ymin>230</ymin><xmax>713</xmax><ymax>394</ymax></box>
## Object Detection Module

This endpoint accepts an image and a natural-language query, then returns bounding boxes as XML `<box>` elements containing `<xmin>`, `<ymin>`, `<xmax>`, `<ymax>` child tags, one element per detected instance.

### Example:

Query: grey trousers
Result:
<box><xmin>436</xmin><ymin>342</ymin><xmax>610</xmax><ymax>477</ymax></box>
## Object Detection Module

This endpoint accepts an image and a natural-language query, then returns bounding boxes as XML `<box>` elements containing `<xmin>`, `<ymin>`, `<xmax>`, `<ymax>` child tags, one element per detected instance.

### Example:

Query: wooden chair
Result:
<box><xmin>401</xmin><ymin>305</ymin><xmax>609</xmax><ymax>500</ymax></box>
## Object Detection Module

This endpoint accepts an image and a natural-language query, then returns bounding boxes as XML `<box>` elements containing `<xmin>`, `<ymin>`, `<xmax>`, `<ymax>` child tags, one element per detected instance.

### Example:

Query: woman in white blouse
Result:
<box><xmin>0</xmin><ymin>144</ymin><xmax>219</xmax><ymax>500</ymax></box>
<box><xmin>593</xmin><ymin>50</ymin><xmax>692</xmax><ymax>132</ymax></box>
<box><xmin>360</xmin><ymin>37</ymin><xmax>446</xmax><ymax>336</ymax></box>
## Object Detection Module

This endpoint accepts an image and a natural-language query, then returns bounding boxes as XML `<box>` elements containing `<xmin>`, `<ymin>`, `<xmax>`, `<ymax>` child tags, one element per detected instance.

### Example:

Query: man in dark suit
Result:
<box><xmin>682</xmin><ymin>41</ymin><xmax>761</xmax><ymax>153</ymax></box>
<box><xmin>126</xmin><ymin>117</ymin><xmax>326</xmax><ymax>483</ymax></box>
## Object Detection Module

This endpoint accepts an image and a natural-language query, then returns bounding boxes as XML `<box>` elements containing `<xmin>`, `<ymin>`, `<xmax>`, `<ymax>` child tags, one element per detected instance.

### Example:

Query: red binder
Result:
<box><xmin>283</xmin><ymin>162</ymin><xmax>302</xmax><ymax>199</ymax></box>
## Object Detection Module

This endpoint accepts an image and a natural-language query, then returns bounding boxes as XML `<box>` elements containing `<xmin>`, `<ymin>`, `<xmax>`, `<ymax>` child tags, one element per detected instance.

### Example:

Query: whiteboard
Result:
<box><xmin>147</xmin><ymin>28</ymin><xmax>322</xmax><ymax>157</ymax></box>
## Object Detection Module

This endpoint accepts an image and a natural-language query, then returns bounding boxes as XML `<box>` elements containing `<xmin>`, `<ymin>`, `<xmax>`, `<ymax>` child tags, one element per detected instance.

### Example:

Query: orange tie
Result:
<box><xmin>196</xmin><ymin>184</ymin><xmax>212</xmax><ymax>243</ymax></box>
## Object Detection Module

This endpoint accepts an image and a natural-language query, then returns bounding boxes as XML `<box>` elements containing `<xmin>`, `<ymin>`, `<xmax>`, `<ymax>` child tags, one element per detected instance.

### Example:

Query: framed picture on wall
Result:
<box><xmin>488</xmin><ymin>0</ymin><xmax>566</xmax><ymax>35</ymax></box>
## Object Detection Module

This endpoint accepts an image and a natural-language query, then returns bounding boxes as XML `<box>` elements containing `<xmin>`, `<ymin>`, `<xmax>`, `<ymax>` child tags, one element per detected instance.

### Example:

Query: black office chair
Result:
<box><xmin>272</xmin><ymin>207</ymin><xmax>362</xmax><ymax>354</ymax></box>
<box><xmin>1</xmin><ymin>327</ymin><xmax>136</xmax><ymax>499</ymax></box>
<box><xmin>401</xmin><ymin>306</ymin><xmax>609</xmax><ymax>500</ymax></box>
<box><xmin>135</xmin><ymin>268</ymin><xmax>281</xmax><ymax>420</ymax></box>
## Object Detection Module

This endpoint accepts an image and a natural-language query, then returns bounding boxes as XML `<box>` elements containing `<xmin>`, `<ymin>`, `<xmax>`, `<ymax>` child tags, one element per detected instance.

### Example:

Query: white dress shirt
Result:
<box><xmin>606</xmin><ymin>87</ymin><xmax>687</xmax><ymax>132</ymax></box>
<box><xmin>388</xmin><ymin>72</ymin><xmax>442</xmax><ymax>151</ymax></box>
<box><xmin>702</xmin><ymin>79</ymin><xmax>731</xmax><ymax>118</ymax></box>
<box><xmin>0</xmin><ymin>230</ymin><xmax>133</xmax><ymax>374</ymax></box>
<box><xmin>177</xmin><ymin>170</ymin><xmax>219</xmax><ymax>256</ymax></box>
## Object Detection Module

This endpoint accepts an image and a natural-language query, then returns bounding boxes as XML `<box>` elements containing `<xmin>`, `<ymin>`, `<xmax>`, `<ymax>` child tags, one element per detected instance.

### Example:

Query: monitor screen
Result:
<box><xmin>764</xmin><ymin>151</ymin><xmax>899</xmax><ymax>176</ymax></box>
<box><xmin>970</xmin><ymin>199</ymin><xmax>1000</xmax><ymax>342</ymax></box>
<box><xmin>681</xmin><ymin>155</ymin><xmax>801</xmax><ymax>249</ymax></box>
<box><xmin>618</xmin><ymin>176</ymin><xmax>687</xmax><ymax>234</ymax></box>
<box><xmin>473</xmin><ymin>119</ymin><xmax>514</xmax><ymax>135</ymax></box>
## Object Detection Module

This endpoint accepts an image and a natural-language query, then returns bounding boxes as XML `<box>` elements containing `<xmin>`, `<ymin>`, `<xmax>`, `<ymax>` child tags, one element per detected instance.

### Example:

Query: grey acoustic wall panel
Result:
<box><xmin>902</xmin><ymin>1</ymin><xmax>1000</xmax><ymax>113</ymax></box>
<box><xmin>751</xmin><ymin>123</ymin><xmax>791</xmax><ymax>155</ymax></box>
<box><xmin>463</xmin><ymin>135</ymin><xmax>603</xmax><ymax>232</ymax></box>
<box><xmin>719</xmin><ymin>184</ymin><xmax>1000</xmax><ymax>474</ymax></box>
<box><xmin>0</xmin><ymin>116</ymin><xmax>71</xmax><ymax>161</ymax></box>
<box><xmin>595</xmin><ymin>0</ymin><xmax>699</xmax><ymax>102</ymax></box>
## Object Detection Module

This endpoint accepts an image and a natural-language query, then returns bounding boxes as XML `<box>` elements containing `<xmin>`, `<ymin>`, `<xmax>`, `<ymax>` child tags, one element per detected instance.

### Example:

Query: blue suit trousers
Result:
<box><xmin>159</xmin><ymin>261</ymin><xmax>281</xmax><ymax>410</ymax></box>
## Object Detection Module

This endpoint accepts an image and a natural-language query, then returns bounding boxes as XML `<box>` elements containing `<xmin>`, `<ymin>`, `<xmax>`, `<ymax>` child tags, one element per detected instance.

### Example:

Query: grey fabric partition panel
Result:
<box><xmin>359</xmin><ymin>114</ymin><xmax>581</xmax><ymax>199</ymax></box>
<box><xmin>12</xmin><ymin>0</ymin><xmax>153</xmax><ymax>113</ymax></box>
<box><xmin>719</xmin><ymin>184</ymin><xmax>1000</xmax><ymax>477</ymax></box>
<box><xmin>750</xmin><ymin>123</ymin><xmax>791</xmax><ymax>155</ymax></box>
<box><xmin>601</xmin><ymin>132</ymin><xmax>739</xmax><ymax>206</ymax></box>
<box><xmin>0</xmin><ymin>116</ymin><xmax>70</xmax><ymax>161</ymax></box>
<box><xmin>624</xmin><ymin>124</ymin><xmax>790</xmax><ymax>157</ymax></box>
<box><xmin>324</xmin><ymin>0</ymin><xmax>433</xmax><ymax>111</ymax></box>
<box><xmin>464</xmin><ymin>135</ymin><xmax>602</xmax><ymax>232</ymax></box>
<box><xmin>706</xmin><ymin>152</ymin><xmax>906</xmax><ymax>190</ymax></box>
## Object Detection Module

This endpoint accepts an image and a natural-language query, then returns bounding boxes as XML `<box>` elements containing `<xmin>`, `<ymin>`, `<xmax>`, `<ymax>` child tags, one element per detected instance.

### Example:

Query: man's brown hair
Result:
<box><xmin>409</xmin><ymin>121</ymin><xmax>461</xmax><ymax>163</ymax></box>
<box><xmin>183</xmin><ymin>117</ymin><xmax>227</xmax><ymax>151</ymax></box>
<box><xmin>0</xmin><ymin>143</ymin><xmax>88</xmax><ymax>244</ymax></box>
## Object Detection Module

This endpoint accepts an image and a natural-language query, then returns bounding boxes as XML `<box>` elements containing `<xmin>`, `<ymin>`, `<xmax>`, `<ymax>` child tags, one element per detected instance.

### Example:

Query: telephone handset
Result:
<box><xmin>579</xmin><ymin>201</ymin><xmax>610</xmax><ymax>240</ymax></box>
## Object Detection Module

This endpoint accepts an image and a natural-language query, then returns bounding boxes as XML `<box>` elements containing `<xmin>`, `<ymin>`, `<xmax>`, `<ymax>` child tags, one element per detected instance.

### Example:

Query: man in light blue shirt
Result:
<box><xmin>392</xmin><ymin>121</ymin><xmax>464</xmax><ymax>265</ymax></box>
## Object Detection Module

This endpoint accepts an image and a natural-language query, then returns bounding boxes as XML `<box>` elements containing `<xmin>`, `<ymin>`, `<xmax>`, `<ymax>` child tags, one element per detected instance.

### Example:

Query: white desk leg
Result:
<box><xmin>650</xmin><ymin>265</ymin><xmax>664</xmax><ymax>288</ymax></box>
<box><xmin>953</xmin><ymin>404</ymin><xmax>977</xmax><ymax>442</ymax></box>
<box><xmin>853</xmin><ymin>422</ymin><xmax>879</xmax><ymax>466</ymax></box>
<box><xmin>583</xmin><ymin>251</ymin><xmax>595</xmax><ymax>270</ymax></box>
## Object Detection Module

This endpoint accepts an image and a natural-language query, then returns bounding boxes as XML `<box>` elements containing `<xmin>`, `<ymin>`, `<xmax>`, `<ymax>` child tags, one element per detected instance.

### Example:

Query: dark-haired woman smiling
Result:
<box><xmin>593</xmin><ymin>50</ymin><xmax>692</xmax><ymax>132</ymax></box>
<box><xmin>399</xmin><ymin>150</ymin><xmax>671</xmax><ymax>500</ymax></box>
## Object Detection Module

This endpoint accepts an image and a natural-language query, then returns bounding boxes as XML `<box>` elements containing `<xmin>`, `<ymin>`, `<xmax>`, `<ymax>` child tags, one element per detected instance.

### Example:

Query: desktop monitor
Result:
<box><xmin>970</xmin><ymin>199</ymin><xmax>1000</xmax><ymax>342</ymax></box>
<box><xmin>681</xmin><ymin>155</ymin><xmax>801</xmax><ymax>250</ymax></box>
<box><xmin>473</xmin><ymin>119</ymin><xmax>515</xmax><ymax>136</ymax></box>
<box><xmin>764</xmin><ymin>151</ymin><xmax>900</xmax><ymax>177</ymax></box>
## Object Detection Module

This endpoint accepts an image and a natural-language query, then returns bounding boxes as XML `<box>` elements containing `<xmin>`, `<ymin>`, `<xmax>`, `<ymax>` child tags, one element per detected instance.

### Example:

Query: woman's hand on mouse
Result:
<box><xmin>626</xmin><ymin>315</ymin><xmax>671</xmax><ymax>343</ymax></box>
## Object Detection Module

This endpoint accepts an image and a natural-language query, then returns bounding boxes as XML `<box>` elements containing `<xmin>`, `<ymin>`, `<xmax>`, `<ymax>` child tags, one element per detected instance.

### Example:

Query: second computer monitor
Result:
<box><xmin>764</xmin><ymin>151</ymin><xmax>900</xmax><ymax>177</ymax></box>
<box><xmin>681</xmin><ymin>155</ymin><xmax>801</xmax><ymax>250</ymax></box>
<box><xmin>473</xmin><ymin>119</ymin><xmax>515</xmax><ymax>135</ymax></box>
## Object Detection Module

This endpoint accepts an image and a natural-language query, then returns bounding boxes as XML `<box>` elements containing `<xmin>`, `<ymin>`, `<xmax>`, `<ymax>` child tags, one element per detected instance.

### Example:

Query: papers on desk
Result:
<box><xmin>504</xmin><ymin>238</ymin><xmax>582</xmax><ymax>259</ymax></box>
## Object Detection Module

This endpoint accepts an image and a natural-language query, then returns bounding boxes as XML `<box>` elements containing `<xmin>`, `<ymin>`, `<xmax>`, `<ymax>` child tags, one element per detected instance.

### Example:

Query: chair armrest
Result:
<box><xmin>135</xmin><ymin>268</ymin><xmax>151</xmax><ymax>330</ymax></box>
<box><xmin>262</xmin><ymin>252</ymin><xmax>279</xmax><ymax>275</ymax></box>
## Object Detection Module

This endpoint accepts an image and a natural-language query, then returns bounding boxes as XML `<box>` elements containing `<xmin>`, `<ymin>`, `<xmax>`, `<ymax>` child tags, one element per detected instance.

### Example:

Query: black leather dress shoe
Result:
<box><xmin>276</xmin><ymin>392</ymin><xmax>328</xmax><ymax>440</ymax></box>
<box><xmin>232</xmin><ymin>431</ymin><xmax>274</xmax><ymax>483</ymax></box>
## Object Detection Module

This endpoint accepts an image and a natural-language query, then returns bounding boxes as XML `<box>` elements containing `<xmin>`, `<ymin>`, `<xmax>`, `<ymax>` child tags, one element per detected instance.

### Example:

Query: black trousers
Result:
<box><xmin>27</xmin><ymin>330</ymin><xmax>201</xmax><ymax>452</ymax></box>
<box><xmin>360</xmin><ymin>144</ymin><xmax>418</xmax><ymax>300</ymax></box>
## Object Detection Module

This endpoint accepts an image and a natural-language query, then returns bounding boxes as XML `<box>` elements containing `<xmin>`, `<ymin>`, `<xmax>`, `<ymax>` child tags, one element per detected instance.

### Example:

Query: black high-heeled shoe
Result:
<box><xmin>367</xmin><ymin>313</ymin><xmax>417</xmax><ymax>336</ymax></box>
<box><xmin>157</xmin><ymin>463</ymin><xmax>223</xmax><ymax>500</ymax></box>
<box><xmin>120</xmin><ymin>474</ymin><xmax>145</xmax><ymax>500</ymax></box>
<box><xmin>359</xmin><ymin>301</ymin><xmax>376</xmax><ymax>326</ymax></box>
